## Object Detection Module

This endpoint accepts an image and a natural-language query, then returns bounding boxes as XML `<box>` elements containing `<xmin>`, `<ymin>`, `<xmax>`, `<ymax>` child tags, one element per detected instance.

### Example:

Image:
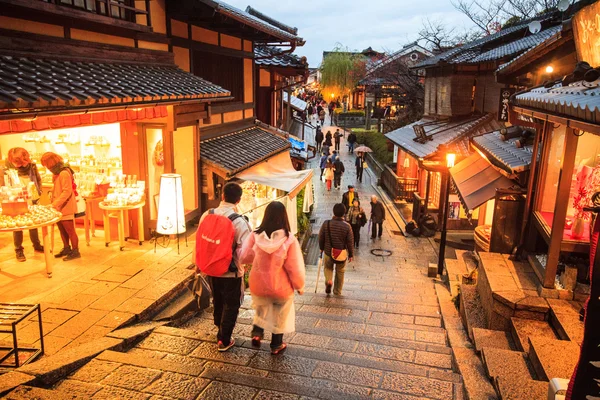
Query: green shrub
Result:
<box><xmin>334</xmin><ymin>109</ymin><xmax>365</xmax><ymax>117</ymax></box>
<box><xmin>296</xmin><ymin>188</ymin><xmax>310</xmax><ymax>236</ymax></box>
<box><xmin>351</xmin><ymin>128</ymin><xmax>393</xmax><ymax>165</ymax></box>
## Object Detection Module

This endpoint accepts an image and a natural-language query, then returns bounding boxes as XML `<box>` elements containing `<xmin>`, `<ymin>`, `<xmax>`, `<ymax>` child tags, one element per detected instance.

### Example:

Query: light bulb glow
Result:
<box><xmin>545</xmin><ymin>65</ymin><xmax>554</xmax><ymax>74</ymax></box>
<box><xmin>446</xmin><ymin>153</ymin><xmax>456</xmax><ymax>168</ymax></box>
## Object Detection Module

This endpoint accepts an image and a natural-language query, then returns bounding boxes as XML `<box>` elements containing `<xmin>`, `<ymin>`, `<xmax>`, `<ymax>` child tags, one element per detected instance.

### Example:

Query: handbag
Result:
<box><xmin>362</xmin><ymin>161</ymin><xmax>368</xmax><ymax>169</ymax></box>
<box><xmin>189</xmin><ymin>272</ymin><xmax>212</xmax><ymax>311</ymax></box>
<box><xmin>327</xmin><ymin>221</ymin><xmax>348</xmax><ymax>262</ymax></box>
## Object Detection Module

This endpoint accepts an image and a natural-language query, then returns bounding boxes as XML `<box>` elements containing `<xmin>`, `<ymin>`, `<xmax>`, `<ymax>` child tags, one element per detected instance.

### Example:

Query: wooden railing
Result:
<box><xmin>381</xmin><ymin>164</ymin><xmax>419</xmax><ymax>201</ymax></box>
<box><xmin>42</xmin><ymin>0</ymin><xmax>151</xmax><ymax>25</ymax></box>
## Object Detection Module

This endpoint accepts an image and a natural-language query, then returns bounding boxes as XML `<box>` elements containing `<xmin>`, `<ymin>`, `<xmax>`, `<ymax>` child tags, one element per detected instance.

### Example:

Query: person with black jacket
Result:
<box><xmin>315</xmin><ymin>128</ymin><xmax>324</xmax><ymax>153</ymax></box>
<box><xmin>318</xmin><ymin>204</ymin><xmax>354</xmax><ymax>295</ymax></box>
<box><xmin>333</xmin><ymin>129</ymin><xmax>342</xmax><ymax>151</ymax></box>
<box><xmin>355</xmin><ymin>153</ymin><xmax>365</xmax><ymax>183</ymax></box>
<box><xmin>325</xmin><ymin>130</ymin><xmax>333</xmax><ymax>147</ymax></box>
<box><xmin>333</xmin><ymin>158</ymin><xmax>345</xmax><ymax>190</ymax></box>
<box><xmin>370</xmin><ymin>195</ymin><xmax>386</xmax><ymax>239</ymax></box>
<box><xmin>347</xmin><ymin>132</ymin><xmax>357</xmax><ymax>153</ymax></box>
<box><xmin>342</xmin><ymin>185</ymin><xmax>359</xmax><ymax>210</ymax></box>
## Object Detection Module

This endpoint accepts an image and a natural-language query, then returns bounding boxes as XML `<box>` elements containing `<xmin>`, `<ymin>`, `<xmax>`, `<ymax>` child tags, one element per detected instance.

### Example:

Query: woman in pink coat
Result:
<box><xmin>240</xmin><ymin>201</ymin><xmax>305</xmax><ymax>355</ymax></box>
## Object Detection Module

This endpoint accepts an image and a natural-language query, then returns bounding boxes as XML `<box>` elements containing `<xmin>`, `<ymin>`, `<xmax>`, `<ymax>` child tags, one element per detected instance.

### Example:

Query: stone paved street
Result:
<box><xmin>5</xmin><ymin>123</ymin><xmax>462</xmax><ymax>399</ymax></box>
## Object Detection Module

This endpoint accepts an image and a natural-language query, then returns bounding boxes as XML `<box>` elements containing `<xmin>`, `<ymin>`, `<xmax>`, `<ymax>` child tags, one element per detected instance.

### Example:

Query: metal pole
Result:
<box><xmin>437</xmin><ymin>172</ymin><xmax>451</xmax><ymax>276</ymax></box>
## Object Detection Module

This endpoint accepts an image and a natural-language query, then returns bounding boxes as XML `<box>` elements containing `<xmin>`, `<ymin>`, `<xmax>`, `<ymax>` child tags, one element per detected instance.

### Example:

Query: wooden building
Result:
<box><xmin>384</xmin><ymin>14</ymin><xmax>563</xmax><ymax>231</ymax></box>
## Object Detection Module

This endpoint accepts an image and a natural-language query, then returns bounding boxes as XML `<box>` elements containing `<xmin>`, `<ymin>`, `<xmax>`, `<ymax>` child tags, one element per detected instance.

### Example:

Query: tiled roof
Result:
<box><xmin>385</xmin><ymin>114</ymin><xmax>504</xmax><ymax>159</ymax></box>
<box><xmin>514</xmin><ymin>78</ymin><xmax>600</xmax><ymax>124</ymax></box>
<box><xmin>469</xmin><ymin>26</ymin><xmax>561</xmax><ymax>63</ymax></box>
<box><xmin>497</xmin><ymin>28</ymin><xmax>564</xmax><ymax>74</ymax></box>
<box><xmin>204</xmin><ymin>0</ymin><xmax>303</xmax><ymax>43</ymax></box>
<box><xmin>283</xmin><ymin>92</ymin><xmax>307</xmax><ymax>111</ymax></box>
<box><xmin>415</xmin><ymin>13</ymin><xmax>558</xmax><ymax>68</ymax></box>
<box><xmin>472</xmin><ymin>127</ymin><xmax>534</xmax><ymax>173</ymax></box>
<box><xmin>255</xmin><ymin>47</ymin><xmax>307</xmax><ymax>69</ymax></box>
<box><xmin>200</xmin><ymin>124</ymin><xmax>291</xmax><ymax>176</ymax></box>
<box><xmin>366</xmin><ymin>42</ymin><xmax>433</xmax><ymax>74</ymax></box>
<box><xmin>0</xmin><ymin>55</ymin><xmax>231</xmax><ymax>111</ymax></box>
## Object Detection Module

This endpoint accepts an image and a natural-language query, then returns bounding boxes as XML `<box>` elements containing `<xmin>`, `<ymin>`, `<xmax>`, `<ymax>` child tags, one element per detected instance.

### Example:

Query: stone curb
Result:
<box><xmin>435</xmin><ymin>282</ymin><xmax>498</xmax><ymax>400</ymax></box>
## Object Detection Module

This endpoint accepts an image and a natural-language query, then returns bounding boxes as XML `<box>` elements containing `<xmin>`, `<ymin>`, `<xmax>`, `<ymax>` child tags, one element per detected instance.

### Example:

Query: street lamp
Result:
<box><xmin>437</xmin><ymin>153</ymin><xmax>455</xmax><ymax>276</ymax></box>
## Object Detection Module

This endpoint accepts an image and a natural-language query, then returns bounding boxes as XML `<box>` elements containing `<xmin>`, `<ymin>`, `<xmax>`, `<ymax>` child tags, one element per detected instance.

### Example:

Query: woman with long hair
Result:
<box><xmin>240</xmin><ymin>201</ymin><xmax>305</xmax><ymax>355</ymax></box>
<box><xmin>40</xmin><ymin>152</ymin><xmax>81</xmax><ymax>261</ymax></box>
<box><xmin>346</xmin><ymin>199</ymin><xmax>365</xmax><ymax>248</ymax></box>
<box><xmin>324</xmin><ymin>160</ymin><xmax>335</xmax><ymax>191</ymax></box>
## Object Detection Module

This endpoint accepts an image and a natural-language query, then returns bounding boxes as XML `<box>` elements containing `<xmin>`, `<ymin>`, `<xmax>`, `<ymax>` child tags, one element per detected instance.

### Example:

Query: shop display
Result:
<box><xmin>0</xmin><ymin>205</ymin><xmax>61</xmax><ymax>229</ymax></box>
<box><xmin>101</xmin><ymin>179</ymin><xmax>145</xmax><ymax>207</ymax></box>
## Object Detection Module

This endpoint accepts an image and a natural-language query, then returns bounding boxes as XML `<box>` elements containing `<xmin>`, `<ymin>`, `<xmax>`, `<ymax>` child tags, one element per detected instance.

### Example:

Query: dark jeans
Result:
<box><xmin>356</xmin><ymin>168</ymin><xmax>363</xmax><ymax>183</ymax></box>
<box><xmin>334</xmin><ymin>174</ymin><xmax>342</xmax><ymax>188</ymax></box>
<box><xmin>252</xmin><ymin>325</ymin><xmax>283</xmax><ymax>349</ymax></box>
<box><xmin>57</xmin><ymin>219</ymin><xmax>79</xmax><ymax>250</ymax></box>
<box><xmin>320</xmin><ymin>168</ymin><xmax>325</xmax><ymax>179</ymax></box>
<box><xmin>349</xmin><ymin>142</ymin><xmax>355</xmax><ymax>153</ymax></box>
<box><xmin>335</xmin><ymin>140</ymin><xmax>340</xmax><ymax>151</ymax></box>
<box><xmin>13</xmin><ymin>229</ymin><xmax>41</xmax><ymax>251</ymax></box>
<box><xmin>316</xmin><ymin>142</ymin><xmax>322</xmax><ymax>153</ymax></box>
<box><xmin>209</xmin><ymin>276</ymin><xmax>242</xmax><ymax>346</ymax></box>
<box><xmin>371</xmin><ymin>221</ymin><xmax>383</xmax><ymax>238</ymax></box>
<box><xmin>351</xmin><ymin>223</ymin><xmax>361</xmax><ymax>247</ymax></box>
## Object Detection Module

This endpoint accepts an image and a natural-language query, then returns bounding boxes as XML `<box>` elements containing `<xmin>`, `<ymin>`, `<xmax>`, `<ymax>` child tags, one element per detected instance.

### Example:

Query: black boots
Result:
<box><xmin>54</xmin><ymin>246</ymin><xmax>71</xmax><ymax>258</ymax></box>
<box><xmin>63</xmin><ymin>249</ymin><xmax>81</xmax><ymax>261</ymax></box>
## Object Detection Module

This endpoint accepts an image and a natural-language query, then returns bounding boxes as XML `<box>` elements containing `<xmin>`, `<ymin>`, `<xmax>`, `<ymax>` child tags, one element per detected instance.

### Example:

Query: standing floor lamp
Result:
<box><xmin>156</xmin><ymin>173</ymin><xmax>187</xmax><ymax>254</ymax></box>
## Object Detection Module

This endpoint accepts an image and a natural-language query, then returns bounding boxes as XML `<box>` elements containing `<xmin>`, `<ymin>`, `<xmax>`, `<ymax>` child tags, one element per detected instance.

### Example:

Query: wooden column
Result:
<box><xmin>544</xmin><ymin>127</ymin><xmax>580</xmax><ymax>288</ymax></box>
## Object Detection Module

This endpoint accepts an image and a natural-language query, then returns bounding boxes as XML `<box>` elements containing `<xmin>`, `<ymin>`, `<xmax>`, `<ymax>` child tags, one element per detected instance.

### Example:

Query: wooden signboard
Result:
<box><xmin>573</xmin><ymin>1</ymin><xmax>600</xmax><ymax>67</ymax></box>
<box><xmin>498</xmin><ymin>88</ymin><xmax>515</xmax><ymax>122</ymax></box>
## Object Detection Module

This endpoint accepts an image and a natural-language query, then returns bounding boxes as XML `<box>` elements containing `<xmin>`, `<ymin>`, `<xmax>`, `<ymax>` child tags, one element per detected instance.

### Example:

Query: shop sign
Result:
<box><xmin>573</xmin><ymin>1</ymin><xmax>600</xmax><ymax>67</ymax></box>
<box><xmin>498</xmin><ymin>88</ymin><xmax>515</xmax><ymax>122</ymax></box>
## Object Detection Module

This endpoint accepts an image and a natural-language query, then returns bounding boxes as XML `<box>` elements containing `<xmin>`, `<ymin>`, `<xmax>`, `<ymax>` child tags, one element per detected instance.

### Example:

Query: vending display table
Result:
<box><xmin>0</xmin><ymin>217</ymin><xmax>60</xmax><ymax>278</ymax></box>
<box><xmin>99</xmin><ymin>201</ymin><xmax>145</xmax><ymax>251</ymax></box>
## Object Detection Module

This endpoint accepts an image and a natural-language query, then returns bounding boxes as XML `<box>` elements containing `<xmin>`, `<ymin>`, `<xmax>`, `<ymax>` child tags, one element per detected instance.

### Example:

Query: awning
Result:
<box><xmin>237</xmin><ymin>151</ymin><xmax>313</xmax><ymax>198</ymax></box>
<box><xmin>283</xmin><ymin>92</ymin><xmax>307</xmax><ymax>112</ymax></box>
<box><xmin>450</xmin><ymin>153</ymin><xmax>515</xmax><ymax>212</ymax></box>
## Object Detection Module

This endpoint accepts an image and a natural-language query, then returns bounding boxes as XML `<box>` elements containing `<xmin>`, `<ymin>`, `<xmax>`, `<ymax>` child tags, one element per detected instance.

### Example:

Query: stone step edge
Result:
<box><xmin>435</xmin><ymin>282</ymin><xmax>498</xmax><ymax>400</ymax></box>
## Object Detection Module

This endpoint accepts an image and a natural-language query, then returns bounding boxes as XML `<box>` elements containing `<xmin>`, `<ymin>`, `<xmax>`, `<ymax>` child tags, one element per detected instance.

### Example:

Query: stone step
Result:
<box><xmin>472</xmin><ymin>328</ymin><xmax>516</xmax><ymax>353</ymax></box>
<box><xmin>459</xmin><ymin>284</ymin><xmax>487</xmax><ymax>340</ymax></box>
<box><xmin>494</xmin><ymin>376</ymin><xmax>548</xmax><ymax>400</ymax></box>
<box><xmin>510</xmin><ymin>317</ymin><xmax>558</xmax><ymax>353</ymax></box>
<box><xmin>5</xmin><ymin>385</ymin><xmax>68</xmax><ymax>400</ymax></box>
<box><xmin>480</xmin><ymin>347</ymin><xmax>536</xmax><ymax>381</ymax></box>
<box><xmin>445</xmin><ymin>259</ymin><xmax>468</xmax><ymax>298</ymax></box>
<box><xmin>528</xmin><ymin>337</ymin><xmax>580</xmax><ymax>381</ymax></box>
<box><xmin>547</xmin><ymin>299</ymin><xmax>584</xmax><ymax>345</ymax></box>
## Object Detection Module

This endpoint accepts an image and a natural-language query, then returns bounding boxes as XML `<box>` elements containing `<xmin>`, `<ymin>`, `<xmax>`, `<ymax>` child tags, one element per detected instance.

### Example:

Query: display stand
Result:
<box><xmin>82</xmin><ymin>195</ymin><xmax>103</xmax><ymax>246</ymax></box>
<box><xmin>0</xmin><ymin>217</ymin><xmax>60</xmax><ymax>278</ymax></box>
<box><xmin>99</xmin><ymin>201</ymin><xmax>145</xmax><ymax>251</ymax></box>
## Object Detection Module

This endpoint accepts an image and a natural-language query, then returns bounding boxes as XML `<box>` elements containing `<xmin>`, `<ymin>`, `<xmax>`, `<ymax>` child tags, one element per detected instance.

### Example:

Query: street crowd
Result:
<box><xmin>193</xmin><ymin>103</ymin><xmax>387</xmax><ymax>358</ymax></box>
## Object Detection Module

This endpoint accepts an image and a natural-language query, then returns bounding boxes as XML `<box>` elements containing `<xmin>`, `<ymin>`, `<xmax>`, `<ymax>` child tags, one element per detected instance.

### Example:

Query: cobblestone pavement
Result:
<box><xmin>10</xmin><ymin>124</ymin><xmax>463</xmax><ymax>399</ymax></box>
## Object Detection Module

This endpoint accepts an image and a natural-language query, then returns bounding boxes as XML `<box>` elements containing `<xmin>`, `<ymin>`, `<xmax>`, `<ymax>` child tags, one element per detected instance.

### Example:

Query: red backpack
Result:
<box><xmin>195</xmin><ymin>209</ymin><xmax>242</xmax><ymax>277</ymax></box>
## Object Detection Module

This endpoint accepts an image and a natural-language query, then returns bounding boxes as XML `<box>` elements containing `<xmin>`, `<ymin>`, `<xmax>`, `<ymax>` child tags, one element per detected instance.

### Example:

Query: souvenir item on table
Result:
<box><xmin>0</xmin><ymin>204</ymin><xmax>61</xmax><ymax>229</ymax></box>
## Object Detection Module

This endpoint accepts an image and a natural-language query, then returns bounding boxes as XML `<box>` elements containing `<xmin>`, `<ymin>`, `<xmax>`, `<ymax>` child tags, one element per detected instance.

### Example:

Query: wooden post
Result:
<box><xmin>145</xmin><ymin>0</ymin><xmax>152</xmax><ymax>27</ymax></box>
<box><xmin>366</xmin><ymin>102</ymin><xmax>372</xmax><ymax>130</ymax></box>
<box><xmin>286</xmin><ymin>88</ymin><xmax>292</xmax><ymax>131</ymax></box>
<box><xmin>544</xmin><ymin>127</ymin><xmax>579</xmax><ymax>288</ymax></box>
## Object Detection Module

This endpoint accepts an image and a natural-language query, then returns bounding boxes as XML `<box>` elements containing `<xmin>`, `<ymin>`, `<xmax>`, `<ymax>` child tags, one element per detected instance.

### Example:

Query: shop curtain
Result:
<box><xmin>303</xmin><ymin>181</ymin><xmax>314</xmax><ymax>213</ymax></box>
<box><xmin>236</xmin><ymin>152</ymin><xmax>313</xmax><ymax>199</ymax></box>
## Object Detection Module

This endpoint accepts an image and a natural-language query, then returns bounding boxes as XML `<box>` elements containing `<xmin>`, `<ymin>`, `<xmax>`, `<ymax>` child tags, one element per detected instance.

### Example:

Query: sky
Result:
<box><xmin>226</xmin><ymin>0</ymin><xmax>476</xmax><ymax>67</ymax></box>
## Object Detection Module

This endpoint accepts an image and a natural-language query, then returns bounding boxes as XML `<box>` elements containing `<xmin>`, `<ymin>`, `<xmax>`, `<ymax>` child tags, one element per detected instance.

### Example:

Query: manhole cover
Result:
<box><xmin>370</xmin><ymin>249</ymin><xmax>393</xmax><ymax>257</ymax></box>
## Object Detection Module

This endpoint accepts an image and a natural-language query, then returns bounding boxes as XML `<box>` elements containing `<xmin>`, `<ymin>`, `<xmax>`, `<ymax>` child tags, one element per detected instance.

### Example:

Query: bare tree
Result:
<box><xmin>451</xmin><ymin>0</ymin><xmax>504</xmax><ymax>34</ymax></box>
<box><xmin>418</xmin><ymin>18</ymin><xmax>484</xmax><ymax>53</ymax></box>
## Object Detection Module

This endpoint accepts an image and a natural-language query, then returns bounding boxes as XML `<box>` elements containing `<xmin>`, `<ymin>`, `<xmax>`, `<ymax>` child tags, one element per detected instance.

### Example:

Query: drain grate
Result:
<box><xmin>370</xmin><ymin>249</ymin><xmax>393</xmax><ymax>257</ymax></box>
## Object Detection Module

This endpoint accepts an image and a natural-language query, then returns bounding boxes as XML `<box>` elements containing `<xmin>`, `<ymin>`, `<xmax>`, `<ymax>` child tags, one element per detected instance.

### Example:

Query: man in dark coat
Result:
<box><xmin>333</xmin><ymin>157</ymin><xmax>345</xmax><ymax>190</ymax></box>
<box><xmin>341</xmin><ymin>185</ymin><xmax>359</xmax><ymax>210</ymax></box>
<box><xmin>370</xmin><ymin>195</ymin><xmax>386</xmax><ymax>239</ymax></box>
<box><xmin>315</xmin><ymin>128</ymin><xmax>324</xmax><ymax>153</ymax></box>
<box><xmin>355</xmin><ymin>153</ymin><xmax>365</xmax><ymax>183</ymax></box>
<box><xmin>333</xmin><ymin>128</ymin><xmax>342</xmax><ymax>151</ymax></box>
<box><xmin>347</xmin><ymin>132</ymin><xmax>357</xmax><ymax>153</ymax></box>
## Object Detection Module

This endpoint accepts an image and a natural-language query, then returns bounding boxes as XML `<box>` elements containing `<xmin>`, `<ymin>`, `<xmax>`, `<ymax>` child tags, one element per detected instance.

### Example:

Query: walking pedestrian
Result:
<box><xmin>333</xmin><ymin>157</ymin><xmax>345</xmax><ymax>190</ymax></box>
<box><xmin>40</xmin><ymin>152</ymin><xmax>81</xmax><ymax>261</ymax></box>
<box><xmin>315</xmin><ymin>127</ymin><xmax>324</xmax><ymax>153</ymax></box>
<box><xmin>325</xmin><ymin>130</ymin><xmax>332</xmax><ymax>146</ymax></box>
<box><xmin>324</xmin><ymin>161</ymin><xmax>335</xmax><ymax>191</ymax></box>
<box><xmin>322</xmin><ymin>141</ymin><xmax>331</xmax><ymax>157</ymax></box>
<box><xmin>355</xmin><ymin>153</ymin><xmax>365</xmax><ymax>183</ymax></box>
<box><xmin>346</xmin><ymin>200</ymin><xmax>366</xmax><ymax>248</ymax></box>
<box><xmin>319</xmin><ymin>109</ymin><xmax>326</xmax><ymax>126</ymax></box>
<box><xmin>318</xmin><ymin>203</ymin><xmax>354</xmax><ymax>296</ymax></box>
<box><xmin>4</xmin><ymin>148</ymin><xmax>44</xmax><ymax>262</ymax></box>
<box><xmin>342</xmin><ymin>185</ymin><xmax>359</xmax><ymax>210</ymax></box>
<box><xmin>334</xmin><ymin>128</ymin><xmax>342</xmax><ymax>151</ymax></box>
<box><xmin>370</xmin><ymin>195</ymin><xmax>386</xmax><ymax>239</ymax></box>
<box><xmin>240</xmin><ymin>201</ymin><xmax>305</xmax><ymax>355</ymax></box>
<box><xmin>331</xmin><ymin>150</ymin><xmax>339</xmax><ymax>163</ymax></box>
<box><xmin>347</xmin><ymin>131</ymin><xmax>357</xmax><ymax>153</ymax></box>
<box><xmin>319</xmin><ymin>152</ymin><xmax>328</xmax><ymax>179</ymax></box>
<box><xmin>195</xmin><ymin>182</ymin><xmax>252</xmax><ymax>352</ymax></box>
<box><xmin>307</xmin><ymin>103</ymin><xmax>314</xmax><ymax>121</ymax></box>
<box><xmin>328</xmin><ymin>101</ymin><xmax>335</xmax><ymax>124</ymax></box>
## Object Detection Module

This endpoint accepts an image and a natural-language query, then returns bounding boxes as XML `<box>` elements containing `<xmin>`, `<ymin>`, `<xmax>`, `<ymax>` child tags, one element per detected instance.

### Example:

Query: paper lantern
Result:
<box><xmin>156</xmin><ymin>174</ymin><xmax>186</xmax><ymax>235</ymax></box>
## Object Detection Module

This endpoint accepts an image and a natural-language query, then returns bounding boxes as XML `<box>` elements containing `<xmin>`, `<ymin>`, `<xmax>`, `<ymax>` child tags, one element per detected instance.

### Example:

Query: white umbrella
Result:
<box><xmin>354</xmin><ymin>146</ymin><xmax>373</xmax><ymax>153</ymax></box>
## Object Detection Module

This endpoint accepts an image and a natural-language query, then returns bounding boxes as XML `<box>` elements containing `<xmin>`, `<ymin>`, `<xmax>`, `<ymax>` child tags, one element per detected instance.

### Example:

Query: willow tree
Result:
<box><xmin>320</xmin><ymin>45</ymin><xmax>367</xmax><ymax>103</ymax></box>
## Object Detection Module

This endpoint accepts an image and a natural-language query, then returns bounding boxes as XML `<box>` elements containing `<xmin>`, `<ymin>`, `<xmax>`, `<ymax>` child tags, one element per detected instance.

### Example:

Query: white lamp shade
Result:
<box><xmin>156</xmin><ymin>174</ymin><xmax>186</xmax><ymax>235</ymax></box>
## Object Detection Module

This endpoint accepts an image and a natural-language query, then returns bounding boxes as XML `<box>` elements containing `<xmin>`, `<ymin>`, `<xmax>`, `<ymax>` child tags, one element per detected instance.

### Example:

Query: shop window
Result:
<box><xmin>536</xmin><ymin>126</ymin><xmax>600</xmax><ymax>242</ymax></box>
<box><xmin>145</xmin><ymin>127</ymin><xmax>164</xmax><ymax>221</ymax></box>
<box><xmin>429</xmin><ymin>172</ymin><xmax>441</xmax><ymax>209</ymax></box>
<box><xmin>45</xmin><ymin>0</ymin><xmax>138</xmax><ymax>22</ymax></box>
<box><xmin>193</xmin><ymin>50</ymin><xmax>244</xmax><ymax>102</ymax></box>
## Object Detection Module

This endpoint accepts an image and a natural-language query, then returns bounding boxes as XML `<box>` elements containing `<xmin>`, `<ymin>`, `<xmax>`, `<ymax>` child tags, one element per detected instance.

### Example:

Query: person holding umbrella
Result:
<box><xmin>355</xmin><ymin>153</ymin><xmax>365</xmax><ymax>183</ymax></box>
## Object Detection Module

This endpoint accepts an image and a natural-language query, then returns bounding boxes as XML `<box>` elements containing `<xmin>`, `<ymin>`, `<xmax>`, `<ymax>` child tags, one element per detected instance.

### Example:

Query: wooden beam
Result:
<box><xmin>170</xmin><ymin>37</ymin><xmax>254</xmax><ymax>59</ymax></box>
<box><xmin>211</xmin><ymin>101</ymin><xmax>254</xmax><ymax>114</ymax></box>
<box><xmin>512</xmin><ymin>106</ymin><xmax>600</xmax><ymax>136</ymax></box>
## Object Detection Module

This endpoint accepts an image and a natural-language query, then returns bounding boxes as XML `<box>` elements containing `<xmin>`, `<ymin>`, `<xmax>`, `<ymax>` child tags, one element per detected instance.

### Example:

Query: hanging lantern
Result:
<box><xmin>156</xmin><ymin>174</ymin><xmax>186</xmax><ymax>235</ymax></box>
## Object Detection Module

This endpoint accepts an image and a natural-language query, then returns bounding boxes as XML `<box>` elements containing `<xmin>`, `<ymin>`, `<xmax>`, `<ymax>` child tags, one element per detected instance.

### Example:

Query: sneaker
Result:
<box><xmin>271</xmin><ymin>343</ymin><xmax>287</xmax><ymax>355</ymax></box>
<box><xmin>217</xmin><ymin>338</ymin><xmax>235</xmax><ymax>352</ymax></box>
<box><xmin>325</xmin><ymin>280</ymin><xmax>333</xmax><ymax>295</ymax></box>
<box><xmin>63</xmin><ymin>249</ymin><xmax>81</xmax><ymax>261</ymax></box>
<box><xmin>15</xmin><ymin>250</ymin><xmax>26</xmax><ymax>262</ymax></box>
<box><xmin>33</xmin><ymin>245</ymin><xmax>44</xmax><ymax>253</ymax></box>
<box><xmin>251</xmin><ymin>336</ymin><xmax>262</xmax><ymax>348</ymax></box>
<box><xmin>54</xmin><ymin>246</ymin><xmax>71</xmax><ymax>258</ymax></box>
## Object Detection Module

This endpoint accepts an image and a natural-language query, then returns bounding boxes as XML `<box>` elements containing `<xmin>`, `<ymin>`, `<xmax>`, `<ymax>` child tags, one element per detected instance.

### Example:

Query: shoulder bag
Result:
<box><xmin>327</xmin><ymin>220</ymin><xmax>348</xmax><ymax>263</ymax></box>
